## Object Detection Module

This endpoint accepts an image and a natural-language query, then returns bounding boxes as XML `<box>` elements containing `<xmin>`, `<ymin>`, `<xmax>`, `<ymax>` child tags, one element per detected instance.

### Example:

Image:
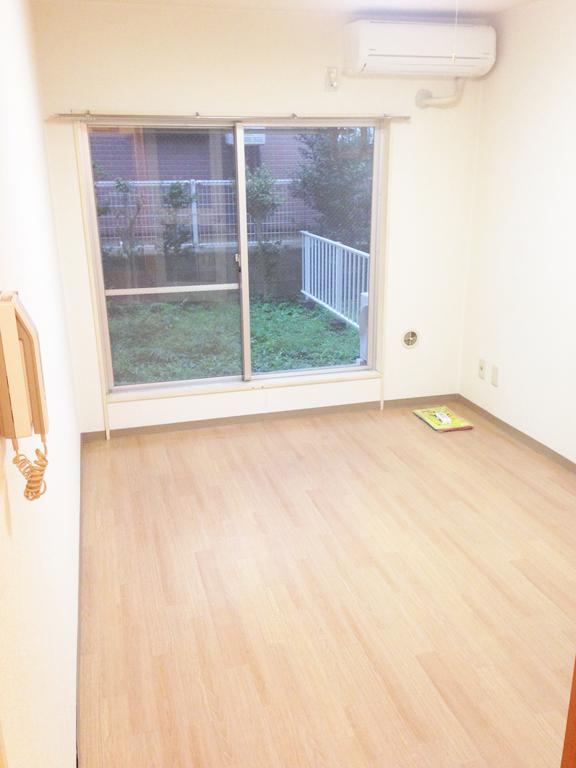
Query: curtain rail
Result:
<box><xmin>49</xmin><ymin>111</ymin><xmax>410</xmax><ymax>125</ymax></box>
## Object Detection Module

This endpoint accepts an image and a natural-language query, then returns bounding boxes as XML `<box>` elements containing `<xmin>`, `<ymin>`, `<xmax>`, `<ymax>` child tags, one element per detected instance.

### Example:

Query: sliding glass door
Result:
<box><xmin>89</xmin><ymin>126</ymin><xmax>242</xmax><ymax>386</ymax></box>
<box><xmin>87</xmin><ymin>121</ymin><xmax>379</xmax><ymax>390</ymax></box>
<box><xmin>244</xmin><ymin>126</ymin><xmax>375</xmax><ymax>375</ymax></box>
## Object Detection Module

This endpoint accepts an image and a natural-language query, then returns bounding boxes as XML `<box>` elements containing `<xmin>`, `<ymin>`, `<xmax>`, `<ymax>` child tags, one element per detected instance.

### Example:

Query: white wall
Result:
<box><xmin>0</xmin><ymin>1</ymin><xmax>80</xmax><ymax>767</ymax></box>
<box><xmin>31</xmin><ymin>1</ymin><xmax>482</xmax><ymax>432</ymax></box>
<box><xmin>462</xmin><ymin>0</ymin><xmax>576</xmax><ymax>463</ymax></box>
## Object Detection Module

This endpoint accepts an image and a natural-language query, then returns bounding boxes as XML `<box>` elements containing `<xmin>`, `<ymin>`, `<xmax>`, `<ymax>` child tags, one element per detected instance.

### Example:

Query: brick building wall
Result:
<box><xmin>89</xmin><ymin>127</ymin><xmax>308</xmax><ymax>183</ymax></box>
<box><xmin>90</xmin><ymin>130</ymin><xmax>136</xmax><ymax>180</ymax></box>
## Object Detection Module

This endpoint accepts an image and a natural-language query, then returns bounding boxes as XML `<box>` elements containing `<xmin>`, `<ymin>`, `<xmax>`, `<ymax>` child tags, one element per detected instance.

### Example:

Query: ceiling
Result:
<box><xmin>70</xmin><ymin>0</ymin><xmax>534</xmax><ymax>13</ymax></box>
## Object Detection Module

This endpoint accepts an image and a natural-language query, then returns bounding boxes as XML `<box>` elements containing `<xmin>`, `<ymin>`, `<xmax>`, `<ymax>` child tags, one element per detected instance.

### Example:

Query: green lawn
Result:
<box><xmin>107</xmin><ymin>297</ymin><xmax>360</xmax><ymax>385</ymax></box>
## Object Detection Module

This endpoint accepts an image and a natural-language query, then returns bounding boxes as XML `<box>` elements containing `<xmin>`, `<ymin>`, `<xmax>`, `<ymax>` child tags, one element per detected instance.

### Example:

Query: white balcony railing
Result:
<box><xmin>301</xmin><ymin>231</ymin><xmax>369</xmax><ymax>329</ymax></box>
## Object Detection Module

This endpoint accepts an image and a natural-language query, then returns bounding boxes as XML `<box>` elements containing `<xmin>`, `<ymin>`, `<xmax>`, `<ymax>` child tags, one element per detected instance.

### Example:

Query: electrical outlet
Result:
<box><xmin>478</xmin><ymin>359</ymin><xmax>486</xmax><ymax>380</ymax></box>
<box><xmin>491</xmin><ymin>365</ymin><xmax>499</xmax><ymax>387</ymax></box>
<box><xmin>325</xmin><ymin>67</ymin><xmax>339</xmax><ymax>91</ymax></box>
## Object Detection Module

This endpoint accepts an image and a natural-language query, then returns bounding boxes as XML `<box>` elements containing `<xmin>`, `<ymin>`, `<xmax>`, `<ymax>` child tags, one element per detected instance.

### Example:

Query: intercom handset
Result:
<box><xmin>0</xmin><ymin>292</ymin><xmax>49</xmax><ymax>500</ymax></box>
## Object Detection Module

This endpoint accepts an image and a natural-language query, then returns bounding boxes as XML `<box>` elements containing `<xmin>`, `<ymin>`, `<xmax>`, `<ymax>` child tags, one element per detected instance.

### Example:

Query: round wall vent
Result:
<box><xmin>402</xmin><ymin>330</ymin><xmax>419</xmax><ymax>349</ymax></box>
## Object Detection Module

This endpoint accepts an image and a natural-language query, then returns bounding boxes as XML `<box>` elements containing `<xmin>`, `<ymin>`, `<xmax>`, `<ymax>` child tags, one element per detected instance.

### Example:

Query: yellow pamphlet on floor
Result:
<box><xmin>413</xmin><ymin>406</ymin><xmax>473</xmax><ymax>433</ymax></box>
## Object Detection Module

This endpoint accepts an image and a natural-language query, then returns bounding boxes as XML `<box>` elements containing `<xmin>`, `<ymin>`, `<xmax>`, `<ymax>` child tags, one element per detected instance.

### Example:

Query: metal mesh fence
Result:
<box><xmin>94</xmin><ymin>179</ymin><xmax>318</xmax><ymax>251</ymax></box>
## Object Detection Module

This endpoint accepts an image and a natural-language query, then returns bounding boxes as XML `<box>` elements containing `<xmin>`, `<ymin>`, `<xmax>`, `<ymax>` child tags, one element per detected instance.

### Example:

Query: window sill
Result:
<box><xmin>106</xmin><ymin>368</ymin><xmax>381</xmax><ymax>404</ymax></box>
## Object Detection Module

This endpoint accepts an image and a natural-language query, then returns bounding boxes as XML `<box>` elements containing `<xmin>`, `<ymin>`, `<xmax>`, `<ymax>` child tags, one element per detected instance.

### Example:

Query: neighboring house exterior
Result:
<box><xmin>90</xmin><ymin>127</ymin><xmax>306</xmax><ymax>182</ymax></box>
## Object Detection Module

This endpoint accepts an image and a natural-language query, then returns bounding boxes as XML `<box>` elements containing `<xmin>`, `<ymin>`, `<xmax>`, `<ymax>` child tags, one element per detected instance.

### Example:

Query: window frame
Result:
<box><xmin>77</xmin><ymin>117</ymin><xmax>389</xmax><ymax>400</ymax></box>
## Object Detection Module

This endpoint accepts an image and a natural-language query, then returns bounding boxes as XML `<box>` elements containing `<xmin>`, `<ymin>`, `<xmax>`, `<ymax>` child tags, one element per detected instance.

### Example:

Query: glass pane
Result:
<box><xmin>106</xmin><ymin>291</ymin><xmax>241</xmax><ymax>386</ymax></box>
<box><xmin>244</xmin><ymin>127</ymin><xmax>374</xmax><ymax>374</ymax></box>
<box><xmin>89</xmin><ymin>127</ymin><xmax>239</xmax><ymax>289</ymax></box>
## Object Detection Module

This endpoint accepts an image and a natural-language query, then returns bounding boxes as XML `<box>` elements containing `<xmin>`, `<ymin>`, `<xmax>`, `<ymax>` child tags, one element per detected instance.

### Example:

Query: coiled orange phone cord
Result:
<box><xmin>11</xmin><ymin>437</ymin><xmax>48</xmax><ymax>501</ymax></box>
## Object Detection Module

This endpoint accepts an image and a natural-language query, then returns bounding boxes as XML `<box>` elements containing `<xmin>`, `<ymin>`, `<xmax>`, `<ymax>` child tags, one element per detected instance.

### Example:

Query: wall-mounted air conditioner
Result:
<box><xmin>345</xmin><ymin>20</ymin><xmax>496</xmax><ymax>79</ymax></box>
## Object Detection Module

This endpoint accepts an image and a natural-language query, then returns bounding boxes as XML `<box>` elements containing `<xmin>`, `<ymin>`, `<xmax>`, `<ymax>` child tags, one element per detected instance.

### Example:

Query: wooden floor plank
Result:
<box><xmin>79</xmin><ymin>402</ymin><xmax>576</xmax><ymax>767</ymax></box>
